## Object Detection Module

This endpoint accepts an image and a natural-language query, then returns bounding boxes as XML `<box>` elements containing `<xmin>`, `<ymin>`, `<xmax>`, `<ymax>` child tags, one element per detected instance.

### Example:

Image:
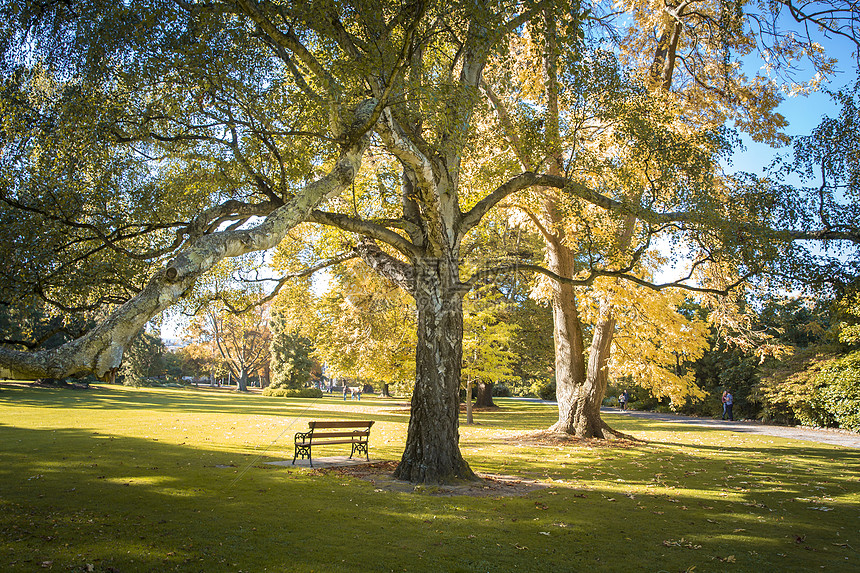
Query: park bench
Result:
<box><xmin>292</xmin><ymin>420</ymin><xmax>374</xmax><ymax>467</ymax></box>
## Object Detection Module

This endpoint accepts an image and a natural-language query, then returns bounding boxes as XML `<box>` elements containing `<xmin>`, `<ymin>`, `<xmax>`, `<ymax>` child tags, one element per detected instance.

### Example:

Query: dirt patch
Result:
<box><xmin>498</xmin><ymin>429</ymin><xmax>640</xmax><ymax>449</ymax></box>
<box><xmin>314</xmin><ymin>460</ymin><xmax>548</xmax><ymax>497</ymax></box>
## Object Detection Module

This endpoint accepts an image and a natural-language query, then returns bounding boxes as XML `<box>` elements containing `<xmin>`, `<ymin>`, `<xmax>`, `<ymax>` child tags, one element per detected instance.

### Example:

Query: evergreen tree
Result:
<box><xmin>269</xmin><ymin>310</ymin><xmax>314</xmax><ymax>390</ymax></box>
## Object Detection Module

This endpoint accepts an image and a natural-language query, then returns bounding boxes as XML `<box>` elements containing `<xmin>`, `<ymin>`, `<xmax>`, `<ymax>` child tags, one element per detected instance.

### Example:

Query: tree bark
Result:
<box><xmin>474</xmin><ymin>382</ymin><xmax>495</xmax><ymax>407</ymax></box>
<box><xmin>236</xmin><ymin>366</ymin><xmax>249</xmax><ymax>392</ymax></box>
<box><xmin>392</xmin><ymin>261</ymin><xmax>476</xmax><ymax>484</ymax></box>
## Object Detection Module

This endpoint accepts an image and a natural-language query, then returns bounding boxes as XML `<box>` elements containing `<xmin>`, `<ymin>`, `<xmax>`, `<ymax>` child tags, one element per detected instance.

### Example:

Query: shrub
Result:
<box><xmin>262</xmin><ymin>387</ymin><xmax>324</xmax><ymax>398</ymax></box>
<box><xmin>809</xmin><ymin>351</ymin><xmax>860</xmax><ymax>431</ymax></box>
<box><xmin>759</xmin><ymin>348</ymin><xmax>860</xmax><ymax>430</ymax></box>
<box><xmin>535</xmin><ymin>379</ymin><xmax>556</xmax><ymax>401</ymax></box>
<box><xmin>492</xmin><ymin>384</ymin><xmax>512</xmax><ymax>397</ymax></box>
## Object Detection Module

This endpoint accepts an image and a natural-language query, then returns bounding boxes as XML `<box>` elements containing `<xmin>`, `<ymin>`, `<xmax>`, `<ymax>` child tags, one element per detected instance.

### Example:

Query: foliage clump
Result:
<box><xmin>760</xmin><ymin>349</ymin><xmax>860</xmax><ymax>430</ymax></box>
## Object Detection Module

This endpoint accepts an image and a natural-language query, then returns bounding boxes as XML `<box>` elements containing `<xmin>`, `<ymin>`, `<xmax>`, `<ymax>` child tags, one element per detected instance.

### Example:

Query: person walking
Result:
<box><xmin>723</xmin><ymin>391</ymin><xmax>734</xmax><ymax>421</ymax></box>
<box><xmin>721</xmin><ymin>391</ymin><xmax>728</xmax><ymax>419</ymax></box>
<box><xmin>619</xmin><ymin>390</ymin><xmax>629</xmax><ymax>411</ymax></box>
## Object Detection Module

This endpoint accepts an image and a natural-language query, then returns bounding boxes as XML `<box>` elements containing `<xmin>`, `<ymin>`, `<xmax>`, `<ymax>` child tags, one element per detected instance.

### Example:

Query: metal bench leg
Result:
<box><xmin>294</xmin><ymin>443</ymin><xmax>312</xmax><ymax>466</ymax></box>
<box><xmin>351</xmin><ymin>441</ymin><xmax>369</xmax><ymax>461</ymax></box>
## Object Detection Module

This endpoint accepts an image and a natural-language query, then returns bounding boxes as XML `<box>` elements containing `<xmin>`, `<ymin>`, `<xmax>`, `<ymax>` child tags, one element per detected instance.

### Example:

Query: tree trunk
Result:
<box><xmin>236</xmin><ymin>367</ymin><xmax>248</xmax><ymax>392</ymax></box>
<box><xmin>474</xmin><ymin>382</ymin><xmax>495</xmax><ymax>407</ymax></box>
<box><xmin>545</xmin><ymin>236</ymin><xmax>593</xmax><ymax>435</ymax></box>
<box><xmin>465</xmin><ymin>378</ymin><xmax>474</xmax><ymax>425</ymax></box>
<box><xmin>381</xmin><ymin>382</ymin><xmax>391</xmax><ymax>397</ymax></box>
<box><xmin>393</xmin><ymin>263</ymin><xmax>476</xmax><ymax>484</ymax></box>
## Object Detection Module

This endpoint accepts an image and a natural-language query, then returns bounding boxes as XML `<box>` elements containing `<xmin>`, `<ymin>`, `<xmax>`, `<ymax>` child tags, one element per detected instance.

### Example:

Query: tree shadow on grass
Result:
<box><xmin>2</xmin><ymin>413</ymin><xmax>859</xmax><ymax>572</ymax></box>
<box><xmin>0</xmin><ymin>382</ymin><xmax>408</xmax><ymax>424</ymax></box>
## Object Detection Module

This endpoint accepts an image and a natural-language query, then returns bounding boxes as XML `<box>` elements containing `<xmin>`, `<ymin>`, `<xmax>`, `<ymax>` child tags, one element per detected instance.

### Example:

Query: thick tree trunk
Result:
<box><xmin>474</xmin><ymin>382</ymin><xmax>495</xmax><ymax>407</ymax></box>
<box><xmin>545</xmin><ymin>237</ymin><xmax>593</xmax><ymax>435</ymax></box>
<box><xmin>393</xmin><ymin>264</ymin><xmax>476</xmax><ymax>484</ymax></box>
<box><xmin>547</xmin><ymin>249</ymin><xmax>618</xmax><ymax>437</ymax></box>
<box><xmin>381</xmin><ymin>382</ymin><xmax>391</xmax><ymax>397</ymax></box>
<box><xmin>236</xmin><ymin>367</ymin><xmax>249</xmax><ymax>392</ymax></box>
<box><xmin>557</xmin><ymin>302</ymin><xmax>616</xmax><ymax>437</ymax></box>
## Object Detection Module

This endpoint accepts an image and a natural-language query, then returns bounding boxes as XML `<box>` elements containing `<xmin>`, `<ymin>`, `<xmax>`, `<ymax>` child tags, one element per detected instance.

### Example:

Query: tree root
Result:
<box><xmin>600</xmin><ymin>419</ymin><xmax>643</xmax><ymax>442</ymax></box>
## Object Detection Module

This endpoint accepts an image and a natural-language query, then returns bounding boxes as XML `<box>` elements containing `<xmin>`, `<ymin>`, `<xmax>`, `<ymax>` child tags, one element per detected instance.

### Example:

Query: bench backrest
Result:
<box><xmin>308</xmin><ymin>420</ymin><xmax>373</xmax><ymax>430</ymax></box>
<box><xmin>304</xmin><ymin>420</ymin><xmax>374</xmax><ymax>441</ymax></box>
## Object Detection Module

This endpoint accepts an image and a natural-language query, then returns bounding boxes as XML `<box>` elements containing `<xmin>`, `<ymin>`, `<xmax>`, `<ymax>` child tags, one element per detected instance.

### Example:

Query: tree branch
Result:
<box><xmin>353</xmin><ymin>238</ymin><xmax>415</xmax><ymax>294</ymax></box>
<box><xmin>461</xmin><ymin>261</ymin><xmax>751</xmax><ymax>296</ymax></box>
<box><xmin>0</xmin><ymin>100</ymin><xmax>377</xmax><ymax>380</ymax></box>
<box><xmin>308</xmin><ymin>210</ymin><xmax>420</xmax><ymax>259</ymax></box>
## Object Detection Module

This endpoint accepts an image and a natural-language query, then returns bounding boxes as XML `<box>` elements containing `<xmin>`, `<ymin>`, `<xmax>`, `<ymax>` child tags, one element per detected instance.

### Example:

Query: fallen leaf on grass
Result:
<box><xmin>663</xmin><ymin>539</ymin><xmax>702</xmax><ymax>550</ymax></box>
<box><xmin>717</xmin><ymin>555</ymin><xmax>736</xmax><ymax>563</ymax></box>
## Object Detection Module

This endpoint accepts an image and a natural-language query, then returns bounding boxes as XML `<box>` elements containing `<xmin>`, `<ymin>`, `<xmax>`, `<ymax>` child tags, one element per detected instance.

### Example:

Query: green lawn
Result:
<box><xmin>1</xmin><ymin>383</ymin><xmax>858</xmax><ymax>572</ymax></box>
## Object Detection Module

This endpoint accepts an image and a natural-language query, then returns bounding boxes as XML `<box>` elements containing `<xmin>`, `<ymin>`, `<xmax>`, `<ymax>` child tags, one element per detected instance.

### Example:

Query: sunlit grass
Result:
<box><xmin>1</xmin><ymin>383</ymin><xmax>858</xmax><ymax>572</ymax></box>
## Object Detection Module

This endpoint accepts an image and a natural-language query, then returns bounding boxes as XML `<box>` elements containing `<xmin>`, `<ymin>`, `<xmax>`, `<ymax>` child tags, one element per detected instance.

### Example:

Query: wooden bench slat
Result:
<box><xmin>309</xmin><ymin>431</ymin><xmax>369</xmax><ymax>438</ymax></box>
<box><xmin>299</xmin><ymin>439</ymin><xmax>363</xmax><ymax>446</ymax></box>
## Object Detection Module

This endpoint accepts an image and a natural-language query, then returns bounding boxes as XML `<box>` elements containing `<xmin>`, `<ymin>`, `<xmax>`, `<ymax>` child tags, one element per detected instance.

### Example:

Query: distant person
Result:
<box><xmin>343</xmin><ymin>385</ymin><xmax>348</xmax><ymax>401</ymax></box>
<box><xmin>721</xmin><ymin>391</ymin><xmax>728</xmax><ymax>418</ymax></box>
<box><xmin>619</xmin><ymin>390</ymin><xmax>629</xmax><ymax>410</ymax></box>
<box><xmin>723</xmin><ymin>391</ymin><xmax>734</xmax><ymax>421</ymax></box>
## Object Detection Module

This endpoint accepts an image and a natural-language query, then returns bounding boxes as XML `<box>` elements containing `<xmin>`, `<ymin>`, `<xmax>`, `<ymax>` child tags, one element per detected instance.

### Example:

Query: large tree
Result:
<box><xmin>478</xmin><ymin>0</ymin><xmax>860</xmax><ymax>438</ymax></box>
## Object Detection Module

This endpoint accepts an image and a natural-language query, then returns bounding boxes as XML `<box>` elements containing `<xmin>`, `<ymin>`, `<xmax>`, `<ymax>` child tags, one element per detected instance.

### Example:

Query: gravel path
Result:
<box><xmin>603</xmin><ymin>407</ymin><xmax>860</xmax><ymax>449</ymax></box>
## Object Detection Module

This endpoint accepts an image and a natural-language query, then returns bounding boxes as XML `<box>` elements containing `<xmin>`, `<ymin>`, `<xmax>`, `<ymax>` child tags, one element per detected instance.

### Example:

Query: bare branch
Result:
<box><xmin>462</xmin><ymin>261</ymin><xmax>751</xmax><ymax>296</ymax></box>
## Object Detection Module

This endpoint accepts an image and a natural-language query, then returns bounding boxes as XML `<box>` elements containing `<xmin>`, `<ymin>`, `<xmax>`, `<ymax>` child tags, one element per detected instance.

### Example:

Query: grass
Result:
<box><xmin>1</xmin><ymin>383</ymin><xmax>858</xmax><ymax>572</ymax></box>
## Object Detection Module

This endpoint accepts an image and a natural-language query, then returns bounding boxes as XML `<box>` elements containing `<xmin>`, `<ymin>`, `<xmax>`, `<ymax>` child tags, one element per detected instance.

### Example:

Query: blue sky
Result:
<box><xmin>729</xmin><ymin>28</ymin><xmax>857</xmax><ymax>176</ymax></box>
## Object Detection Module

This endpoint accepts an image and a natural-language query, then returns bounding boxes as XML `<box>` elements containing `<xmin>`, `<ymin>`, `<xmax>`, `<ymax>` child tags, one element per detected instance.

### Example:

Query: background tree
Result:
<box><xmin>191</xmin><ymin>294</ymin><xmax>272</xmax><ymax>392</ymax></box>
<box><xmin>477</xmin><ymin>0</ymin><xmax>859</xmax><ymax>439</ymax></box>
<box><xmin>306</xmin><ymin>260</ymin><xmax>417</xmax><ymax>397</ymax></box>
<box><xmin>461</xmin><ymin>286</ymin><xmax>518</xmax><ymax>423</ymax></box>
<box><xmin>269</xmin><ymin>308</ymin><xmax>314</xmax><ymax>390</ymax></box>
<box><xmin>175</xmin><ymin>342</ymin><xmax>220</xmax><ymax>383</ymax></box>
<box><xmin>118</xmin><ymin>329</ymin><xmax>167</xmax><ymax>387</ymax></box>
